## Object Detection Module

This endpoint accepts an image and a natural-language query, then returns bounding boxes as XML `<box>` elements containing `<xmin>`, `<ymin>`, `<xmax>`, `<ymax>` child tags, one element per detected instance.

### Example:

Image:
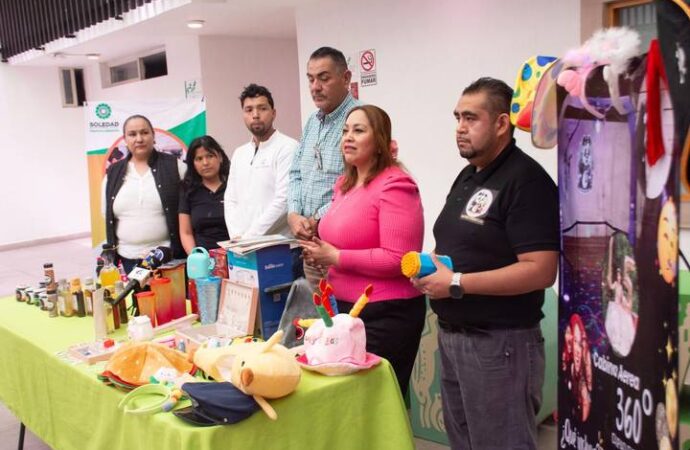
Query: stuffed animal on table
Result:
<box><xmin>211</xmin><ymin>329</ymin><xmax>301</xmax><ymax>420</ymax></box>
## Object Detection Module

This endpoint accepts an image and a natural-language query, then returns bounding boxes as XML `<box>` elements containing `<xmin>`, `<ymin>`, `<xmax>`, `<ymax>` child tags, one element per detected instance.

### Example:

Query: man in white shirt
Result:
<box><xmin>224</xmin><ymin>84</ymin><xmax>299</xmax><ymax>239</ymax></box>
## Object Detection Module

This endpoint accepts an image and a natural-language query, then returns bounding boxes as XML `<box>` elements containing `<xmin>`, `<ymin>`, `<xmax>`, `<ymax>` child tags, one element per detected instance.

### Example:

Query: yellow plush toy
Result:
<box><xmin>209</xmin><ymin>329</ymin><xmax>301</xmax><ymax>420</ymax></box>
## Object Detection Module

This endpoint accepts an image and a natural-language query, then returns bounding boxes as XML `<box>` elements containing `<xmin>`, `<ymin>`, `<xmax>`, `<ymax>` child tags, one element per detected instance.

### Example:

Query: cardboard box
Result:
<box><xmin>227</xmin><ymin>243</ymin><xmax>293</xmax><ymax>339</ymax></box>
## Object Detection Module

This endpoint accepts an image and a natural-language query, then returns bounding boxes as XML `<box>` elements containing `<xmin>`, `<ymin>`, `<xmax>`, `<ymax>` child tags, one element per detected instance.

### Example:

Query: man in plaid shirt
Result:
<box><xmin>288</xmin><ymin>46</ymin><xmax>360</xmax><ymax>285</ymax></box>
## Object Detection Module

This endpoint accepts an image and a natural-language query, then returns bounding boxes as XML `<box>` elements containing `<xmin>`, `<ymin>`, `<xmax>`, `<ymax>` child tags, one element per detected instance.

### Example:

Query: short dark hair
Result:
<box><xmin>462</xmin><ymin>77</ymin><xmax>513</xmax><ymax>118</ymax></box>
<box><xmin>239</xmin><ymin>84</ymin><xmax>274</xmax><ymax>109</ymax></box>
<box><xmin>123</xmin><ymin>114</ymin><xmax>154</xmax><ymax>135</ymax></box>
<box><xmin>309</xmin><ymin>46</ymin><xmax>348</xmax><ymax>73</ymax></box>
<box><xmin>183</xmin><ymin>135</ymin><xmax>230</xmax><ymax>190</ymax></box>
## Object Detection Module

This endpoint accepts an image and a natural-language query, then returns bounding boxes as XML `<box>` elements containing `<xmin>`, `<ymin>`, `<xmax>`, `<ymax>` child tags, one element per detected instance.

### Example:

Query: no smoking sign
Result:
<box><xmin>359</xmin><ymin>49</ymin><xmax>377</xmax><ymax>87</ymax></box>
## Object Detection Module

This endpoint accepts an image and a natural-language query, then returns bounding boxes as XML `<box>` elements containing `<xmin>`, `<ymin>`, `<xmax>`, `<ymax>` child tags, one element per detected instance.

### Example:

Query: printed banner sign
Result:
<box><xmin>84</xmin><ymin>98</ymin><xmax>206</xmax><ymax>248</ymax></box>
<box><xmin>557</xmin><ymin>62</ymin><xmax>680</xmax><ymax>449</ymax></box>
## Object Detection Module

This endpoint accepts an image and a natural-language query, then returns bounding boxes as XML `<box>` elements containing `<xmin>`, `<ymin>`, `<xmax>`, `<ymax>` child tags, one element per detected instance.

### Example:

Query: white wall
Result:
<box><xmin>84</xmin><ymin>35</ymin><xmax>202</xmax><ymax>103</ymax></box>
<box><xmin>199</xmin><ymin>36</ymin><xmax>301</xmax><ymax>154</ymax></box>
<box><xmin>0</xmin><ymin>35</ymin><xmax>204</xmax><ymax>246</ymax></box>
<box><xmin>0</xmin><ymin>64</ymin><xmax>87</xmax><ymax>246</ymax></box>
<box><xmin>0</xmin><ymin>32</ymin><xmax>302</xmax><ymax>246</ymax></box>
<box><xmin>295</xmin><ymin>0</ymin><xmax>580</xmax><ymax>249</ymax></box>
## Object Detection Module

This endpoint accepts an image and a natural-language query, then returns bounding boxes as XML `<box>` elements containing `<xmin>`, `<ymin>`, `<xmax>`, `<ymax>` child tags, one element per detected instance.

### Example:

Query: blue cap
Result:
<box><xmin>174</xmin><ymin>382</ymin><xmax>260</xmax><ymax>426</ymax></box>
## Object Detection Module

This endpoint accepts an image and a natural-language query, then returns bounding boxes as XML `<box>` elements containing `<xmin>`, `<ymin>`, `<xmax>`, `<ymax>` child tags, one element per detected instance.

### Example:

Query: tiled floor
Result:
<box><xmin>0</xmin><ymin>237</ymin><xmax>557</xmax><ymax>450</ymax></box>
<box><xmin>0</xmin><ymin>237</ymin><xmax>96</xmax><ymax>297</ymax></box>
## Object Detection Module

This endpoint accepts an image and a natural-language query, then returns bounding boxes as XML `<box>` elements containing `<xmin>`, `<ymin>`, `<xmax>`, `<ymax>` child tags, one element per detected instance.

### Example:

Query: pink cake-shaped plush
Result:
<box><xmin>304</xmin><ymin>313</ymin><xmax>367</xmax><ymax>365</ymax></box>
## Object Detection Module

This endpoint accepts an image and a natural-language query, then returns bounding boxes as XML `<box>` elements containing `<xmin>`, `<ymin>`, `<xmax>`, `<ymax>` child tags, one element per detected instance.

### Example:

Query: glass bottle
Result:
<box><xmin>58</xmin><ymin>279</ymin><xmax>73</xmax><ymax>317</ymax></box>
<box><xmin>70</xmin><ymin>278</ymin><xmax>86</xmax><ymax>317</ymax></box>
<box><xmin>83</xmin><ymin>277</ymin><xmax>95</xmax><ymax>316</ymax></box>
<box><xmin>46</xmin><ymin>289</ymin><xmax>58</xmax><ymax>318</ymax></box>
<box><xmin>99</xmin><ymin>244</ymin><xmax>121</xmax><ymax>289</ymax></box>
<box><xmin>102</xmin><ymin>289</ymin><xmax>116</xmax><ymax>333</ymax></box>
<box><xmin>114</xmin><ymin>280</ymin><xmax>128</xmax><ymax>324</ymax></box>
<box><xmin>43</xmin><ymin>263</ymin><xmax>57</xmax><ymax>291</ymax></box>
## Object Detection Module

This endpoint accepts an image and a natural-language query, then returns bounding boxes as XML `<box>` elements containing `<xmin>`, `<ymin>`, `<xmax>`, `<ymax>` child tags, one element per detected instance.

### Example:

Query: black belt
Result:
<box><xmin>438</xmin><ymin>319</ymin><xmax>536</xmax><ymax>334</ymax></box>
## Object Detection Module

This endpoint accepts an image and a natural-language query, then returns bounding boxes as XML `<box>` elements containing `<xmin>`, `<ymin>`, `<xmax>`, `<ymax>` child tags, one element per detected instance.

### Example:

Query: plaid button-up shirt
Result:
<box><xmin>287</xmin><ymin>93</ymin><xmax>361</xmax><ymax>218</ymax></box>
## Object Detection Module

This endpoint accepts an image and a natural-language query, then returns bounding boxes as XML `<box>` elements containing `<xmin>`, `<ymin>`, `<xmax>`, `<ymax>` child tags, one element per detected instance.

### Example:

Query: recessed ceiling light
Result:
<box><xmin>187</xmin><ymin>20</ymin><xmax>205</xmax><ymax>29</ymax></box>
<box><xmin>86</xmin><ymin>53</ymin><xmax>100</xmax><ymax>60</ymax></box>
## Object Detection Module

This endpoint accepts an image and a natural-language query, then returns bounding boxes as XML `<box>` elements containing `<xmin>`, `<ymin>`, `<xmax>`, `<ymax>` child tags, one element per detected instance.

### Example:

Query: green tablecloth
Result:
<box><xmin>0</xmin><ymin>297</ymin><xmax>414</xmax><ymax>450</ymax></box>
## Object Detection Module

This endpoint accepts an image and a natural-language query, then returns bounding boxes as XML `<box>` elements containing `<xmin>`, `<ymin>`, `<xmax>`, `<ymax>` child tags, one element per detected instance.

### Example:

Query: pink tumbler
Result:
<box><xmin>149</xmin><ymin>278</ymin><xmax>173</xmax><ymax>325</ymax></box>
<box><xmin>160</xmin><ymin>263</ymin><xmax>186</xmax><ymax>320</ymax></box>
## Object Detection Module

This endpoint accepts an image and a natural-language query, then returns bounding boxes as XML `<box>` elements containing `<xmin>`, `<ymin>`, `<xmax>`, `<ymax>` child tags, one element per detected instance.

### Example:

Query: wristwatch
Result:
<box><xmin>449</xmin><ymin>272</ymin><xmax>464</xmax><ymax>299</ymax></box>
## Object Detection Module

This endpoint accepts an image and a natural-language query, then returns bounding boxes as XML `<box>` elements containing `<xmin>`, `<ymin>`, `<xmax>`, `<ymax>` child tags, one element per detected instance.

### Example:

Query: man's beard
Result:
<box><xmin>459</xmin><ymin>146</ymin><xmax>477</xmax><ymax>160</ymax></box>
<box><xmin>251</xmin><ymin>123</ymin><xmax>269</xmax><ymax>139</ymax></box>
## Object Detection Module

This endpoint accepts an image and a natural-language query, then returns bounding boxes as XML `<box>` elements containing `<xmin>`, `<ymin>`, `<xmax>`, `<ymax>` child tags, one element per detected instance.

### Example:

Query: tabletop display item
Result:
<box><xmin>209</xmin><ymin>248</ymin><xmax>228</xmax><ymax>279</ymax></box>
<box><xmin>177</xmin><ymin>280</ymin><xmax>258</xmax><ymax>355</ymax></box>
<box><xmin>159</xmin><ymin>260</ymin><xmax>187</xmax><ymax>320</ymax></box>
<box><xmin>118</xmin><ymin>383</ymin><xmax>185</xmax><ymax>415</ymax></box>
<box><xmin>68</xmin><ymin>339</ymin><xmax>120</xmax><ymax>365</ymax></box>
<box><xmin>195</xmin><ymin>276</ymin><xmax>222</xmax><ymax>325</ymax></box>
<box><xmin>128</xmin><ymin>315</ymin><xmax>155</xmax><ymax>342</ymax></box>
<box><xmin>174</xmin><ymin>381</ymin><xmax>260</xmax><ymax>426</ymax></box>
<box><xmin>99</xmin><ymin>341</ymin><xmax>196</xmax><ymax>389</ymax></box>
<box><xmin>297</xmin><ymin>282</ymin><xmax>381</xmax><ymax>376</ymax></box>
<box><xmin>215</xmin><ymin>329</ymin><xmax>301</xmax><ymax>420</ymax></box>
<box><xmin>186</xmin><ymin>247</ymin><xmax>215</xmax><ymax>279</ymax></box>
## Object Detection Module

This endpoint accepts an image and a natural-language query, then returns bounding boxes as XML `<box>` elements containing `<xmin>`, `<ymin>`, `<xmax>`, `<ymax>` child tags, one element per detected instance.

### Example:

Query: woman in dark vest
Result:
<box><xmin>103</xmin><ymin>115</ymin><xmax>186</xmax><ymax>273</ymax></box>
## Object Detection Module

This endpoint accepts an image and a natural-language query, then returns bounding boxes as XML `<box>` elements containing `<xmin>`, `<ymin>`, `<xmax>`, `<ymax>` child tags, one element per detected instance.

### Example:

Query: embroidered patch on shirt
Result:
<box><xmin>460</xmin><ymin>188</ymin><xmax>496</xmax><ymax>225</ymax></box>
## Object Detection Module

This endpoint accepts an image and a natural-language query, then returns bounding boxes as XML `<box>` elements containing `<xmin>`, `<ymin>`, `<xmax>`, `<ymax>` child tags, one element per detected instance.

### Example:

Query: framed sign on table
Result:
<box><xmin>218</xmin><ymin>279</ymin><xmax>258</xmax><ymax>335</ymax></box>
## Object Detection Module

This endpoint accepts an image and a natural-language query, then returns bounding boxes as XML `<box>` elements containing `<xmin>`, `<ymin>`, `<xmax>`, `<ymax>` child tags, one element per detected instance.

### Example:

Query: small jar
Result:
<box><xmin>127</xmin><ymin>315</ymin><xmax>154</xmax><ymax>342</ymax></box>
<box><xmin>15</xmin><ymin>285</ymin><xmax>28</xmax><ymax>302</ymax></box>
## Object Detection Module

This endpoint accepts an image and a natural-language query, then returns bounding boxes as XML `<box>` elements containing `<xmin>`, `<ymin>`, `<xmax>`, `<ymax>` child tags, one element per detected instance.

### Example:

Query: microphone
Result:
<box><xmin>108</xmin><ymin>246</ymin><xmax>173</xmax><ymax>306</ymax></box>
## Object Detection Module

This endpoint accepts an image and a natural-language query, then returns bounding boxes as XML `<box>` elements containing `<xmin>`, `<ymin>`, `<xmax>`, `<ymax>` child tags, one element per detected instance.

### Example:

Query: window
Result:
<box><xmin>141</xmin><ymin>52</ymin><xmax>168</xmax><ymax>79</ymax></box>
<box><xmin>102</xmin><ymin>49</ymin><xmax>167</xmax><ymax>88</ymax></box>
<box><xmin>606</xmin><ymin>0</ymin><xmax>657</xmax><ymax>50</ymax></box>
<box><xmin>59</xmin><ymin>68</ymin><xmax>86</xmax><ymax>107</ymax></box>
<box><xmin>110</xmin><ymin>60</ymin><xmax>139</xmax><ymax>84</ymax></box>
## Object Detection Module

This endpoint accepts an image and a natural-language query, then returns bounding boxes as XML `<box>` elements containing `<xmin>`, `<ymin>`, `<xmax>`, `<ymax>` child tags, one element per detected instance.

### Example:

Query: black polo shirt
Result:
<box><xmin>431</xmin><ymin>139</ymin><xmax>559</xmax><ymax>329</ymax></box>
<box><xmin>179</xmin><ymin>183</ymin><xmax>230</xmax><ymax>251</ymax></box>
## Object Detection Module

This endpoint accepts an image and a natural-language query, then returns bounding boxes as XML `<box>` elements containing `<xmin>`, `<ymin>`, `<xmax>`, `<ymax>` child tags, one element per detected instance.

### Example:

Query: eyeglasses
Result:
<box><xmin>313</xmin><ymin>119</ymin><xmax>325</xmax><ymax>171</ymax></box>
<box><xmin>314</xmin><ymin>144</ymin><xmax>323</xmax><ymax>171</ymax></box>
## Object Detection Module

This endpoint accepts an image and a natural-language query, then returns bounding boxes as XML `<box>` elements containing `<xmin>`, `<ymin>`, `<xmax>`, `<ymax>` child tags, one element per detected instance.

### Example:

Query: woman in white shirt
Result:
<box><xmin>103</xmin><ymin>115</ymin><xmax>186</xmax><ymax>273</ymax></box>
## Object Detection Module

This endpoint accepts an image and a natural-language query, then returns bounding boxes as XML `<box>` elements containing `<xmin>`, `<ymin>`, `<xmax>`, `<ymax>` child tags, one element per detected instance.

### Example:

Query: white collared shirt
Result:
<box><xmin>224</xmin><ymin>130</ymin><xmax>298</xmax><ymax>238</ymax></box>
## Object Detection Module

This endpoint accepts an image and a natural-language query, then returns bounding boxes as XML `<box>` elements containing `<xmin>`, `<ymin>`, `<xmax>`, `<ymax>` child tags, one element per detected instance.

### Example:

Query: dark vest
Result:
<box><xmin>104</xmin><ymin>151</ymin><xmax>184</xmax><ymax>258</ymax></box>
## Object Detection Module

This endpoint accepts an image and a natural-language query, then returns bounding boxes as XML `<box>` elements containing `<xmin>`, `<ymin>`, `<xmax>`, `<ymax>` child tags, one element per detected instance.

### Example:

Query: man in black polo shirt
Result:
<box><xmin>413</xmin><ymin>77</ymin><xmax>559</xmax><ymax>449</ymax></box>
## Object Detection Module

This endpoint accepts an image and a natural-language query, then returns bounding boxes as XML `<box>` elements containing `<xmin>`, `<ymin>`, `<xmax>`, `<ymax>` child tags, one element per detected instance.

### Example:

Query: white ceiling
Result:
<box><xmin>14</xmin><ymin>0</ymin><xmax>313</xmax><ymax>66</ymax></box>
